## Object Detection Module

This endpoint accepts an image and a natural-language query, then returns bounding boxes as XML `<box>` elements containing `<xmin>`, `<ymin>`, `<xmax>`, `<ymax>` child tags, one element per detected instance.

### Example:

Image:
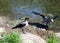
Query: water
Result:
<box><xmin>11</xmin><ymin>6</ymin><xmax>45</xmax><ymax>20</ymax></box>
<box><xmin>9</xmin><ymin>0</ymin><xmax>46</xmax><ymax>20</ymax></box>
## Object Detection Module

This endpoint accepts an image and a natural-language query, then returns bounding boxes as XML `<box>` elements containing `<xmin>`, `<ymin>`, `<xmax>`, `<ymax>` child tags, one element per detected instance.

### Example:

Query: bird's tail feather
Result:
<box><xmin>12</xmin><ymin>26</ymin><xmax>17</xmax><ymax>29</ymax></box>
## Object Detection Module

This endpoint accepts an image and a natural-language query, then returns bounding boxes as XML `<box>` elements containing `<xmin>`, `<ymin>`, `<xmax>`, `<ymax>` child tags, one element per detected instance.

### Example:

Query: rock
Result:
<box><xmin>0</xmin><ymin>27</ymin><xmax>6</xmax><ymax>33</ymax></box>
<box><xmin>21</xmin><ymin>32</ymin><xmax>47</xmax><ymax>43</ymax></box>
<box><xmin>0</xmin><ymin>27</ymin><xmax>6</xmax><ymax>39</ymax></box>
<box><xmin>55</xmin><ymin>32</ymin><xmax>60</xmax><ymax>38</ymax></box>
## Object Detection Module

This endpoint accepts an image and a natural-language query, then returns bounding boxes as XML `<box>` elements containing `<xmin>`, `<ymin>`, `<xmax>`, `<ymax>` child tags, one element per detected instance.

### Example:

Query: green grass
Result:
<box><xmin>0</xmin><ymin>31</ymin><xmax>22</xmax><ymax>43</ymax></box>
<box><xmin>47</xmin><ymin>33</ymin><xmax>60</xmax><ymax>43</ymax></box>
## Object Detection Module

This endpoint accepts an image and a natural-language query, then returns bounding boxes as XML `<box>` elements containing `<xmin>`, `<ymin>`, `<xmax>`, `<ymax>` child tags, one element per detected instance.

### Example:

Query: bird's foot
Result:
<box><xmin>22</xmin><ymin>32</ymin><xmax>26</xmax><ymax>34</ymax></box>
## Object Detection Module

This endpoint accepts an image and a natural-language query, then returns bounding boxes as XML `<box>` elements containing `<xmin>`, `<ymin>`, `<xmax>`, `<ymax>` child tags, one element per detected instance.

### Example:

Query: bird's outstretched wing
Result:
<box><xmin>53</xmin><ymin>15</ymin><xmax>58</xmax><ymax>20</ymax></box>
<box><xmin>32</xmin><ymin>11</ymin><xmax>40</xmax><ymax>15</ymax></box>
<box><xmin>40</xmin><ymin>15</ymin><xmax>47</xmax><ymax>19</ymax></box>
<box><xmin>32</xmin><ymin>11</ymin><xmax>47</xmax><ymax>19</ymax></box>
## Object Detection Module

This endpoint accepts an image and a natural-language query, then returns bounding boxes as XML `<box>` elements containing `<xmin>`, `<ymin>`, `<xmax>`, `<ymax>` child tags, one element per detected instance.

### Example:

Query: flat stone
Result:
<box><xmin>55</xmin><ymin>32</ymin><xmax>60</xmax><ymax>38</ymax></box>
<box><xmin>21</xmin><ymin>32</ymin><xmax>47</xmax><ymax>43</ymax></box>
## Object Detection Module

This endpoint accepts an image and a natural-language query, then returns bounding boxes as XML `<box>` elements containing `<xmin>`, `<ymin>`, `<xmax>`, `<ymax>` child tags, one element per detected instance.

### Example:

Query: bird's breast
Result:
<box><xmin>51</xmin><ymin>19</ymin><xmax>54</xmax><ymax>22</ymax></box>
<box><xmin>25</xmin><ymin>23</ymin><xmax>28</xmax><ymax>27</ymax></box>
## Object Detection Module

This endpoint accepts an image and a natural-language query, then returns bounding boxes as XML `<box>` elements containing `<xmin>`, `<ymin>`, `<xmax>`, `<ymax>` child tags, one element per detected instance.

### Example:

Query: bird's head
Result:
<box><xmin>25</xmin><ymin>18</ymin><xmax>29</xmax><ymax>21</ymax></box>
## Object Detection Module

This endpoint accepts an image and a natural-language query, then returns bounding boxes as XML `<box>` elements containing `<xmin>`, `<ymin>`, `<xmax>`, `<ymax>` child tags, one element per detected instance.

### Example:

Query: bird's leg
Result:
<box><xmin>21</xmin><ymin>28</ymin><xmax>26</xmax><ymax>34</ymax></box>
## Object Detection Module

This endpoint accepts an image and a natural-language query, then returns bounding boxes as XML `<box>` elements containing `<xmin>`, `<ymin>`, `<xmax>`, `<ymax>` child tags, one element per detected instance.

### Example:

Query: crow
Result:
<box><xmin>32</xmin><ymin>11</ymin><xmax>58</xmax><ymax>25</ymax></box>
<box><xmin>12</xmin><ymin>18</ymin><xmax>29</xmax><ymax>34</ymax></box>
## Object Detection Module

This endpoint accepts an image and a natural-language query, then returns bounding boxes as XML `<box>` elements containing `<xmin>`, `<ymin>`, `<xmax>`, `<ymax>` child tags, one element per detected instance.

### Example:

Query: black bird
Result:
<box><xmin>29</xmin><ymin>22</ymin><xmax>48</xmax><ymax>30</ymax></box>
<box><xmin>12</xmin><ymin>18</ymin><xmax>29</xmax><ymax>34</ymax></box>
<box><xmin>32</xmin><ymin>11</ymin><xmax>58</xmax><ymax>25</ymax></box>
<box><xmin>39</xmin><ymin>15</ymin><xmax>57</xmax><ymax>25</ymax></box>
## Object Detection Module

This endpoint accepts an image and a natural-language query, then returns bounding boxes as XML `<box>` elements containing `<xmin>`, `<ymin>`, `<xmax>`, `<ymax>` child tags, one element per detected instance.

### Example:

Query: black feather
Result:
<box><xmin>12</xmin><ymin>24</ymin><xmax>26</xmax><ymax>29</ymax></box>
<box><xmin>40</xmin><ymin>15</ymin><xmax>47</xmax><ymax>19</ymax></box>
<box><xmin>53</xmin><ymin>15</ymin><xmax>58</xmax><ymax>20</ymax></box>
<box><xmin>29</xmin><ymin>22</ymin><xmax>48</xmax><ymax>30</ymax></box>
<box><xmin>32</xmin><ymin>11</ymin><xmax>40</xmax><ymax>15</ymax></box>
<box><xmin>32</xmin><ymin>11</ymin><xmax>46</xmax><ymax>19</ymax></box>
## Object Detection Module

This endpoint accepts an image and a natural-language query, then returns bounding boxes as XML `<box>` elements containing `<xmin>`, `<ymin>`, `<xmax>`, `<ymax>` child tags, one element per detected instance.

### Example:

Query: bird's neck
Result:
<box><xmin>25</xmin><ymin>20</ymin><xmax>28</xmax><ymax>26</ymax></box>
<box><xmin>24</xmin><ymin>20</ymin><xmax>28</xmax><ymax>24</ymax></box>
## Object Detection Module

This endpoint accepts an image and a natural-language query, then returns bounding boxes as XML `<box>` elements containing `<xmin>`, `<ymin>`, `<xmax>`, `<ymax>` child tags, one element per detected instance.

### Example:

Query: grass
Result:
<box><xmin>0</xmin><ymin>31</ymin><xmax>22</xmax><ymax>43</ymax></box>
<box><xmin>47</xmin><ymin>33</ymin><xmax>60</xmax><ymax>43</ymax></box>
